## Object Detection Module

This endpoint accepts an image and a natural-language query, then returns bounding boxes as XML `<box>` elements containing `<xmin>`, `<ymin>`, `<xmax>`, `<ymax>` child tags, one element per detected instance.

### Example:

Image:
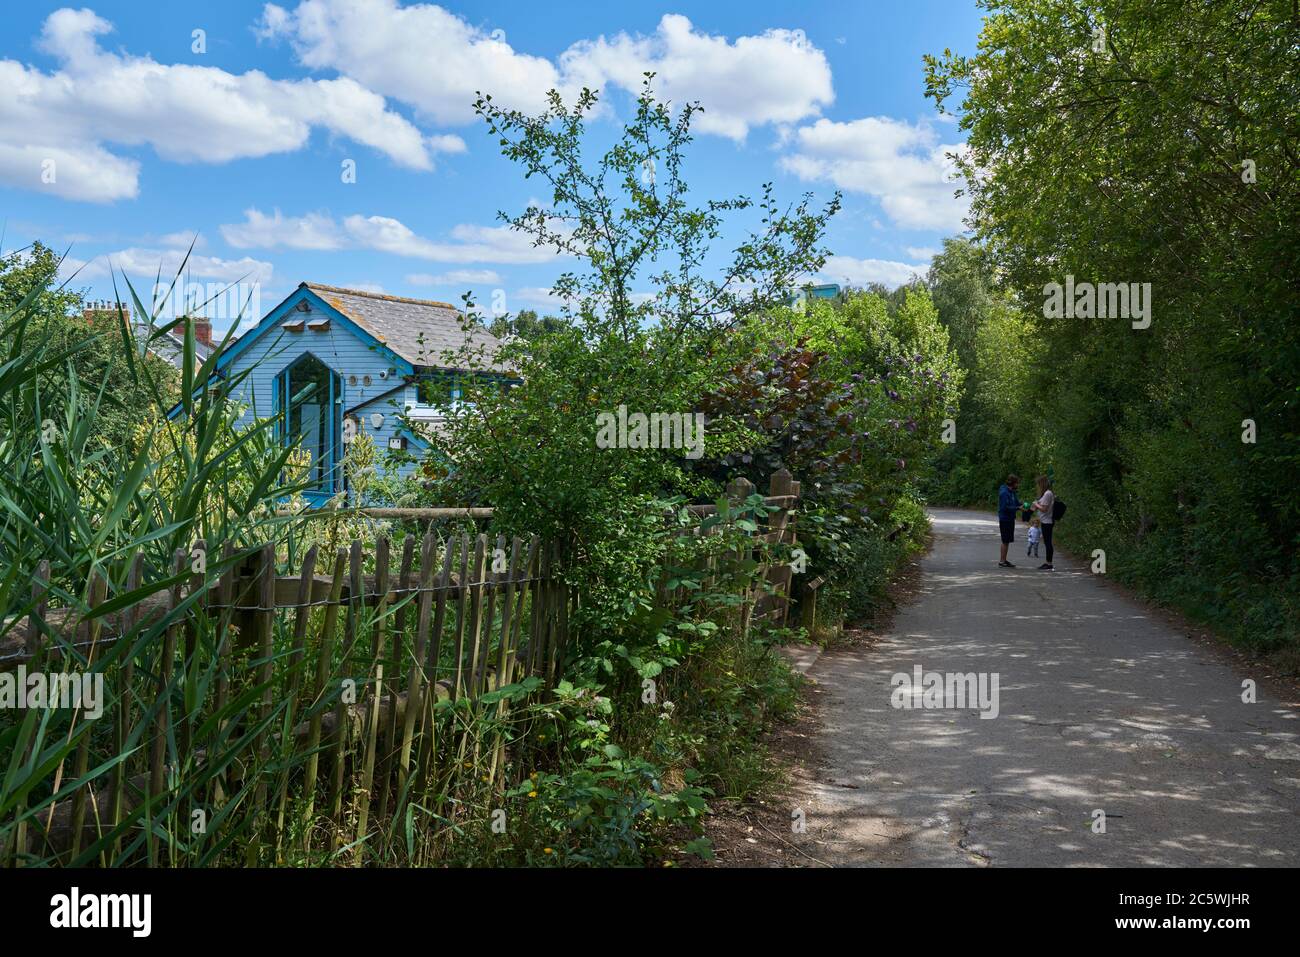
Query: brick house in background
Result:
<box><xmin>82</xmin><ymin>300</ymin><xmax>214</xmax><ymax>369</ymax></box>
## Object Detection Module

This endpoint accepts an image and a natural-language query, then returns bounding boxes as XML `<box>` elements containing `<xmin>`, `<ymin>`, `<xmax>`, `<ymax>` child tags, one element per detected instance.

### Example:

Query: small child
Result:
<box><xmin>1027</xmin><ymin>516</ymin><xmax>1042</xmax><ymax>558</ymax></box>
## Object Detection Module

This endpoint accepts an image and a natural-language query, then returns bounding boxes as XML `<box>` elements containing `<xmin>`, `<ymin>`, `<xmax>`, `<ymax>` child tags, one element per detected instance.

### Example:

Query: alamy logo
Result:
<box><xmin>151</xmin><ymin>280</ymin><xmax>261</xmax><ymax>322</ymax></box>
<box><xmin>0</xmin><ymin>667</ymin><xmax>104</xmax><ymax>719</ymax></box>
<box><xmin>1042</xmin><ymin>275</ymin><xmax>1151</xmax><ymax>329</ymax></box>
<box><xmin>50</xmin><ymin>887</ymin><xmax>151</xmax><ymax>937</ymax></box>
<box><xmin>595</xmin><ymin>405</ymin><xmax>705</xmax><ymax>460</ymax></box>
<box><xmin>891</xmin><ymin>665</ymin><xmax>1000</xmax><ymax>719</ymax></box>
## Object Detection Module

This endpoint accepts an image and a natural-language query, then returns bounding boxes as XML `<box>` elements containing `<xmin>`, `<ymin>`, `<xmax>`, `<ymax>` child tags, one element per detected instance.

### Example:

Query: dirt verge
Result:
<box><xmin>686</xmin><ymin>532</ymin><xmax>932</xmax><ymax>867</ymax></box>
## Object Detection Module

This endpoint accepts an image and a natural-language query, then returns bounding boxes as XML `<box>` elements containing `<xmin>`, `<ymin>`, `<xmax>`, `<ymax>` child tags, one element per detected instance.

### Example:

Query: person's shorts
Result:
<box><xmin>999</xmin><ymin>517</ymin><xmax>1016</xmax><ymax>544</ymax></box>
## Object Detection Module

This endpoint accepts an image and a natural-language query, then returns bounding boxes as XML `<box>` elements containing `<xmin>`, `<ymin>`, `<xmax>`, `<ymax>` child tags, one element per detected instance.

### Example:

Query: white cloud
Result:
<box><xmin>407</xmin><ymin>269</ymin><xmax>502</xmax><ymax>286</ymax></box>
<box><xmin>512</xmin><ymin>286</ymin><xmax>572</xmax><ymax>311</ymax></box>
<box><xmin>158</xmin><ymin>231</ymin><xmax>208</xmax><ymax>251</ymax></box>
<box><xmin>254</xmin><ymin>2</ymin><xmax>292</xmax><ymax>40</ymax></box>
<box><xmin>220</xmin><ymin>207</ymin><xmax>563</xmax><ymax>264</ymax></box>
<box><xmin>258</xmin><ymin>0</ymin><xmax>562</xmax><ymax>124</ymax></box>
<box><xmin>781</xmin><ymin>117</ymin><xmax>968</xmax><ymax>231</ymax></box>
<box><xmin>260</xmin><ymin>2</ymin><xmax>832</xmax><ymax>140</ymax></box>
<box><xmin>61</xmin><ymin>247</ymin><xmax>275</xmax><ymax>286</ymax></box>
<box><xmin>0</xmin><ymin>141</ymin><xmax>139</xmax><ymax>203</ymax></box>
<box><xmin>428</xmin><ymin>134</ymin><xmax>467</xmax><ymax>154</ymax></box>
<box><xmin>220</xmin><ymin>209</ymin><xmax>346</xmax><ymax>250</ymax></box>
<box><xmin>343</xmin><ymin>216</ymin><xmax>558</xmax><ymax>263</ymax></box>
<box><xmin>559</xmin><ymin>14</ymin><xmax>833</xmax><ymax>141</ymax></box>
<box><xmin>819</xmin><ymin>254</ymin><xmax>927</xmax><ymax>289</ymax></box>
<box><xmin>905</xmin><ymin>246</ymin><xmax>940</xmax><ymax>261</ymax></box>
<box><xmin>0</xmin><ymin>8</ymin><xmax>436</xmax><ymax>202</ymax></box>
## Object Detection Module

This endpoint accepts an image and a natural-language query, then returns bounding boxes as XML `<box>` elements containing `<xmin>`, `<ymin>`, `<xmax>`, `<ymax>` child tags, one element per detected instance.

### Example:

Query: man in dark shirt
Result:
<box><xmin>997</xmin><ymin>474</ymin><xmax>1020</xmax><ymax>567</ymax></box>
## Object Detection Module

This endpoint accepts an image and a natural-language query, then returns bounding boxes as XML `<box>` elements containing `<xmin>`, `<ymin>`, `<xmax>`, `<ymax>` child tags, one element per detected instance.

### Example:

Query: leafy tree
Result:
<box><xmin>925</xmin><ymin>0</ymin><xmax>1300</xmax><ymax>652</ymax></box>
<box><xmin>696</xmin><ymin>287</ymin><xmax>960</xmax><ymax>622</ymax></box>
<box><xmin>925</xmin><ymin>237</ymin><xmax>1039</xmax><ymax>501</ymax></box>
<box><xmin>0</xmin><ymin>241</ymin><xmax>177</xmax><ymax>450</ymax></box>
<box><xmin>488</xmin><ymin>308</ymin><xmax>566</xmax><ymax>342</ymax></box>
<box><xmin>427</xmin><ymin>79</ymin><xmax>838</xmax><ymax>632</ymax></box>
<box><xmin>927</xmin><ymin>237</ymin><xmax>994</xmax><ymax>370</ymax></box>
<box><xmin>0</xmin><ymin>242</ymin><xmax>82</xmax><ymax>321</ymax></box>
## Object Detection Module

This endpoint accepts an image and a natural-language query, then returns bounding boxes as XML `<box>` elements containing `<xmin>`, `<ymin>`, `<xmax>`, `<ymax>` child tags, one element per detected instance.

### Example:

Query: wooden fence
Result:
<box><xmin>660</xmin><ymin>470</ymin><xmax>802</xmax><ymax>628</ymax></box>
<box><xmin>1</xmin><ymin>469</ymin><xmax>801</xmax><ymax>865</ymax></box>
<box><xmin>4</xmin><ymin>531</ymin><xmax>569</xmax><ymax>862</ymax></box>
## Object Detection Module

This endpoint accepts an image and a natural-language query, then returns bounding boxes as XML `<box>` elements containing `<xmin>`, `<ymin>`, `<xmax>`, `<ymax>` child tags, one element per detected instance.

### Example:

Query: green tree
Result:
<box><xmin>488</xmin><ymin>308</ymin><xmax>565</xmax><ymax>342</ymax></box>
<box><xmin>925</xmin><ymin>0</ymin><xmax>1300</xmax><ymax>653</ymax></box>
<box><xmin>0</xmin><ymin>241</ymin><xmax>177</xmax><ymax>450</ymax></box>
<box><xmin>416</xmin><ymin>77</ymin><xmax>838</xmax><ymax>654</ymax></box>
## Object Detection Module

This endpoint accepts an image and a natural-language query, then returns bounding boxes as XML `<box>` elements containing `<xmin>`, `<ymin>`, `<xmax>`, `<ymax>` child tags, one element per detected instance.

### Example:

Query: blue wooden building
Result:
<box><xmin>208</xmin><ymin>282</ymin><xmax>506</xmax><ymax>505</ymax></box>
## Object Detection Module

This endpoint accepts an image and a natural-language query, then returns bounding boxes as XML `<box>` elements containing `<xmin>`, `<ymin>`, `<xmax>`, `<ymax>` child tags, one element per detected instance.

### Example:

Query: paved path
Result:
<box><xmin>805</xmin><ymin>509</ymin><xmax>1300</xmax><ymax>867</ymax></box>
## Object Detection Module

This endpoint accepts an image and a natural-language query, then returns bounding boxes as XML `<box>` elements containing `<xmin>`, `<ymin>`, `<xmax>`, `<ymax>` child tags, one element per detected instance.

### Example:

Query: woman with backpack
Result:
<box><xmin>1032</xmin><ymin>475</ymin><xmax>1056</xmax><ymax>570</ymax></box>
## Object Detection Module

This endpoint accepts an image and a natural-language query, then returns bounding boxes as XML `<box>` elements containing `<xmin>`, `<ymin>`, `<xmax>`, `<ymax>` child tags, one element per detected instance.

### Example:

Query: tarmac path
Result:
<box><xmin>803</xmin><ymin>509</ymin><xmax>1300</xmax><ymax>866</ymax></box>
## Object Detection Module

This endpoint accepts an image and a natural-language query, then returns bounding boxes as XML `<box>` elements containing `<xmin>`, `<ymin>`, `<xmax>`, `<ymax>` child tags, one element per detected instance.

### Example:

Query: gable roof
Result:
<box><xmin>303</xmin><ymin>283</ymin><xmax>507</xmax><ymax>371</ymax></box>
<box><xmin>214</xmin><ymin>282</ymin><xmax>510</xmax><ymax>378</ymax></box>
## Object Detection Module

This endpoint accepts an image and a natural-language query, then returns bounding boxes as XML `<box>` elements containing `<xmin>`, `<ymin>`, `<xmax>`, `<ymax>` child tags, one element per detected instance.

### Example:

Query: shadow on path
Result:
<box><xmin>803</xmin><ymin>508</ymin><xmax>1300</xmax><ymax>867</ymax></box>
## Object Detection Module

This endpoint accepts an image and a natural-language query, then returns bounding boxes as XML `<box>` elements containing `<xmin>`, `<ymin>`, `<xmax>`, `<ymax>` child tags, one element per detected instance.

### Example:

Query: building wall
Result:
<box><xmin>222</xmin><ymin>298</ymin><xmax>423</xmax><ymax>493</ymax></box>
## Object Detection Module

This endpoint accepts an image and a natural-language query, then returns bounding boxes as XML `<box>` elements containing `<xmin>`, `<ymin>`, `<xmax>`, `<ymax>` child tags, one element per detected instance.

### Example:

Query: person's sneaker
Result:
<box><xmin>1038</xmin><ymin>563</ymin><xmax>1053</xmax><ymax>570</ymax></box>
<box><xmin>999</xmin><ymin>560</ymin><xmax>1015</xmax><ymax>568</ymax></box>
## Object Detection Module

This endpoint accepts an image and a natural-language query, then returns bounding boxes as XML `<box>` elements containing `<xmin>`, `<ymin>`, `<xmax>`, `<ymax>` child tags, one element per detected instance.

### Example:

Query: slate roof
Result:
<box><xmin>303</xmin><ymin>283</ymin><xmax>506</xmax><ymax>372</ymax></box>
<box><xmin>131</xmin><ymin>321</ymin><xmax>212</xmax><ymax>369</ymax></box>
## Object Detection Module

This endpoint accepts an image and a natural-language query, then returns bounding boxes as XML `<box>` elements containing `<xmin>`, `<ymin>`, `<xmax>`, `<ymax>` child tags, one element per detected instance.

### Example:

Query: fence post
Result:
<box><xmin>801</xmin><ymin>576</ymin><xmax>824</xmax><ymax>634</ymax></box>
<box><xmin>149</xmin><ymin>548</ymin><xmax>186</xmax><ymax>864</ymax></box>
<box><xmin>274</xmin><ymin>543</ymin><xmax>318</xmax><ymax>857</ymax></box>
<box><xmin>398</xmin><ymin>533</ymin><xmax>437</xmax><ymax>792</ymax></box>
<box><xmin>766</xmin><ymin>468</ymin><xmax>796</xmax><ymax>627</ymax></box>
<box><xmin>465</xmin><ymin>534</ymin><xmax>489</xmax><ymax>699</ymax></box>
<box><xmin>451</xmin><ymin>535</ymin><xmax>471</xmax><ymax>700</ymax></box>
<box><xmin>726</xmin><ymin>478</ymin><xmax>755</xmax><ymax>635</ymax></box>
<box><xmin>12</xmin><ymin>560</ymin><xmax>50</xmax><ymax>865</ymax></box>
<box><xmin>180</xmin><ymin>539</ymin><xmax>206</xmax><ymax>764</ymax></box>
<box><xmin>210</xmin><ymin>542</ymin><xmax>236</xmax><ymax>809</ymax></box>
<box><xmin>354</xmin><ymin>660</ymin><xmax>382</xmax><ymax>866</ymax></box>
<box><xmin>376</xmin><ymin>535</ymin><xmax>416</xmax><ymax>814</ymax></box>
<box><xmin>301</xmin><ymin>546</ymin><xmax>348</xmax><ymax>851</ymax></box>
<box><xmin>110</xmin><ymin>552</ymin><xmax>144</xmax><ymax>861</ymax></box>
<box><xmin>527</xmin><ymin>540</ymin><xmax>549</xmax><ymax>680</ymax></box>
<box><xmin>248</xmin><ymin>543</ymin><xmax>277</xmax><ymax>863</ymax></box>
<box><xmin>326</xmin><ymin>540</ymin><xmax>366</xmax><ymax>851</ymax></box>
<box><xmin>416</xmin><ymin>537</ymin><xmax>456</xmax><ymax>794</ymax></box>
<box><xmin>488</xmin><ymin>536</ymin><xmax>525</xmax><ymax>787</ymax></box>
<box><xmin>68</xmin><ymin>568</ymin><xmax>108</xmax><ymax>860</ymax></box>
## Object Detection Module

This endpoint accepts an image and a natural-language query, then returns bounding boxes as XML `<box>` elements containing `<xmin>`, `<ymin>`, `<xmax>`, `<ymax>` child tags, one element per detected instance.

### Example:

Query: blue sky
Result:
<box><xmin>1</xmin><ymin>0</ymin><xmax>984</xmax><ymax>333</ymax></box>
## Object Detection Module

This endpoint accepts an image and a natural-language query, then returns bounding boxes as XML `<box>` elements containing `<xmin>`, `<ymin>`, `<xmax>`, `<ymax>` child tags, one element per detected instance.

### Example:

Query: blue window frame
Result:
<box><xmin>274</xmin><ymin>353</ymin><xmax>343</xmax><ymax>500</ymax></box>
<box><xmin>415</xmin><ymin>370</ymin><xmax>518</xmax><ymax>414</ymax></box>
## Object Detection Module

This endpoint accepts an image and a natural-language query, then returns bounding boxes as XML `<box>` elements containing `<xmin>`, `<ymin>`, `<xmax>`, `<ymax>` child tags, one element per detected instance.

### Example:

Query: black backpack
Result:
<box><xmin>1052</xmin><ymin>498</ymin><xmax>1066</xmax><ymax>522</ymax></box>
